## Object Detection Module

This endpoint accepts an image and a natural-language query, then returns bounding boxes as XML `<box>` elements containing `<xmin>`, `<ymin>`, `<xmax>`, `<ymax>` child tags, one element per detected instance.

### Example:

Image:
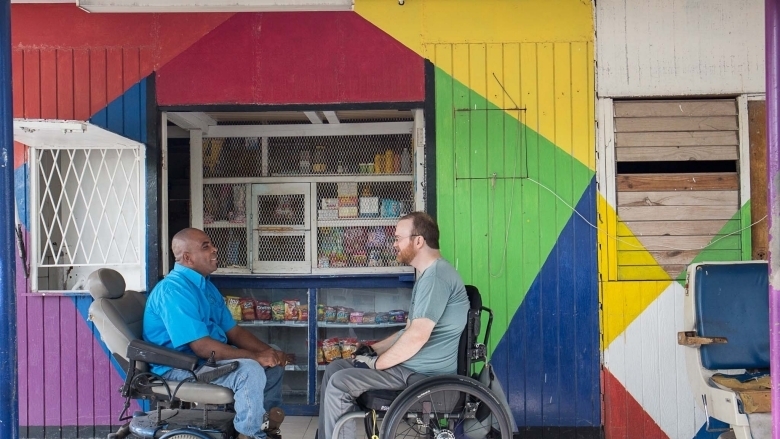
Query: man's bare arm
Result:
<box><xmin>226</xmin><ymin>325</ymin><xmax>286</xmax><ymax>366</ymax></box>
<box><xmin>374</xmin><ymin>318</ymin><xmax>434</xmax><ymax>370</ymax></box>
<box><xmin>188</xmin><ymin>336</ymin><xmax>275</xmax><ymax>367</ymax></box>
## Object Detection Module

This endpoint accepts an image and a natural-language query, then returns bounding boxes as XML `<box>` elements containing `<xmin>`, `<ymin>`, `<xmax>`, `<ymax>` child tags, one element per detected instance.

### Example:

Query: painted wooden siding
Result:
<box><xmin>430</xmin><ymin>42</ymin><xmax>601</xmax><ymax>432</ymax></box>
<box><xmin>597</xmin><ymin>0</ymin><xmax>765</xmax><ymax>97</ymax></box>
<box><xmin>11</xmin><ymin>40</ymin><xmax>149</xmax><ymax>437</ymax></box>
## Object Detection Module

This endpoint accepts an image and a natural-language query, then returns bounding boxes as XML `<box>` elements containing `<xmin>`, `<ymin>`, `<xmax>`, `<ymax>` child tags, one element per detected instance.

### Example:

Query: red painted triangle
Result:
<box><xmin>603</xmin><ymin>368</ymin><xmax>670</xmax><ymax>439</ymax></box>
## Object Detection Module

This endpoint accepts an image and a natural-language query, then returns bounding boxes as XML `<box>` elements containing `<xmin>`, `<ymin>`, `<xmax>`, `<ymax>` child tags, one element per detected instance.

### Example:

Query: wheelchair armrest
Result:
<box><xmin>126</xmin><ymin>339</ymin><xmax>199</xmax><ymax>372</ymax></box>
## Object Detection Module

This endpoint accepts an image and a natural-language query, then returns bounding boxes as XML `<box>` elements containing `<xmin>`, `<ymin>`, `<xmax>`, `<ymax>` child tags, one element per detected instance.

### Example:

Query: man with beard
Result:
<box><xmin>317</xmin><ymin>212</ymin><xmax>470</xmax><ymax>439</ymax></box>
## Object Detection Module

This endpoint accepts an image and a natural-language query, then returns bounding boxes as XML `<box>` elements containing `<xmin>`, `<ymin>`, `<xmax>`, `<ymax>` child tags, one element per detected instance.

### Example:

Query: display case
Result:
<box><xmin>190</xmin><ymin>111</ymin><xmax>425</xmax><ymax>276</ymax></box>
<box><xmin>213</xmin><ymin>280</ymin><xmax>414</xmax><ymax>414</ymax></box>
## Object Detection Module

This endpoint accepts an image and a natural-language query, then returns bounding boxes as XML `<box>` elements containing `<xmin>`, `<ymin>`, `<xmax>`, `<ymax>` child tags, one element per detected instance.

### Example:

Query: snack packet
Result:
<box><xmin>299</xmin><ymin>305</ymin><xmax>308</xmax><ymax>322</ymax></box>
<box><xmin>255</xmin><ymin>301</ymin><xmax>272</xmax><ymax>320</ymax></box>
<box><xmin>239</xmin><ymin>298</ymin><xmax>256</xmax><ymax>321</ymax></box>
<box><xmin>284</xmin><ymin>300</ymin><xmax>300</xmax><ymax>320</ymax></box>
<box><xmin>271</xmin><ymin>301</ymin><xmax>285</xmax><ymax>321</ymax></box>
<box><xmin>324</xmin><ymin>306</ymin><xmax>337</xmax><ymax>322</ymax></box>
<box><xmin>340</xmin><ymin>337</ymin><xmax>358</xmax><ymax>359</ymax></box>
<box><xmin>322</xmin><ymin>337</ymin><xmax>341</xmax><ymax>362</ymax></box>
<box><xmin>225</xmin><ymin>296</ymin><xmax>242</xmax><ymax>321</ymax></box>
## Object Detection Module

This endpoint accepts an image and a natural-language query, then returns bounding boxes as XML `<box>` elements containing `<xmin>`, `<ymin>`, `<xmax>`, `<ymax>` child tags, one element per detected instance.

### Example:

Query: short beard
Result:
<box><xmin>396</xmin><ymin>246</ymin><xmax>417</xmax><ymax>265</ymax></box>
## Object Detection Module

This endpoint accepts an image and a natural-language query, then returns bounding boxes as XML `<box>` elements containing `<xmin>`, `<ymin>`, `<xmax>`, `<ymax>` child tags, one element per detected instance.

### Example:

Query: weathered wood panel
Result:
<box><xmin>597</xmin><ymin>0</ymin><xmax>764</xmax><ymax>97</ymax></box>
<box><xmin>618</xmin><ymin>249</ymin><xmax>742</xmax><ymax>266</ymax></box>
<box><xmin>615</xmin><ymin>145</ymin><xmax>737</xmax><ymax>162</ymax></box>
<box><xmin>617</xmin><ymin>173</ymin><xmax>739</xmax><ymax>192</ymax></box>
<box><xmin>617</xmin><ymin>191</ymin><xmax>739</xmax><ymax>207</ymax></box>
<box><xmin>614</xmin><ymin>100</ymin><xmax>738</xmax><ymax>117</ymax></box>
<box><xmin>618</xmin><ymin>205</ymin><xmax>738</xmax><ymax>221</ymax></box>
<box><xmin>616</xmin><ymin>131</ymin><xmax>739</xmax><ymax>147</ymax></box>
<box><xmin>618</xmin><ymin>219</ymin><xmax>740</xmax><ymax>237</ymax></box>
<box><xmin>614</xmin><ymin>116</ymin><xmax>738</xmax><ymax>133</ymax></box>
<box><xmin>616</xmin><ymin>235</ymin><xmax>741</xmax><ymax>251</ymax></box>
<box><xmin>749</xmin><ymin>100</ymin><xmax>768</xmax><ymax>260</ymax></box>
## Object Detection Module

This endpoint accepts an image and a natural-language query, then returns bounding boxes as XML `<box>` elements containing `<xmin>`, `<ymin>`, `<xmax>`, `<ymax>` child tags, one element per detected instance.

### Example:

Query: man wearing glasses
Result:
<box><xmin>317</xmin><ymin>212</ymin><xmax>470</xmax><ymax>439</ymax></box>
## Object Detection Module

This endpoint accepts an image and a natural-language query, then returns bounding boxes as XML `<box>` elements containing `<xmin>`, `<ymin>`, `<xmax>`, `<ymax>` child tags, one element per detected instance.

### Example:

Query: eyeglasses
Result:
<box><xmin>393</xmin><ymin>234</ymin><xmax>420</xmax><ymax>243</ymax></box>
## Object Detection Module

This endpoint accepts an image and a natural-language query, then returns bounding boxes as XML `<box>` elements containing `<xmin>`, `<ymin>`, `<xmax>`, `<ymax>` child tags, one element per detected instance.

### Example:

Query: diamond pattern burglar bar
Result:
<box><xmin>30</xmin><ymin>144</ymin><xmax>145</xmax><ymax>291</ymax></box>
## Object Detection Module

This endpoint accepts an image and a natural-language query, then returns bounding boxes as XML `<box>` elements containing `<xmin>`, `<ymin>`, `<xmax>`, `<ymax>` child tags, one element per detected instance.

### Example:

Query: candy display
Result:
<box><xmin>318</xmin><ymin>225</ymin><xmax>400</xmax><ymax>268</ymax></box>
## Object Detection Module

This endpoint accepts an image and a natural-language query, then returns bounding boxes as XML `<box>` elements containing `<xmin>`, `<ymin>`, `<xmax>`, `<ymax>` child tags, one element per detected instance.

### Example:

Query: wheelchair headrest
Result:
<box><xmin>87</xmin><ymin>268</ymin><xmax>127</xmax><ymax>300</ymax></box>
<box><xmin>465</xmin><ymin>285</ymin><xmax>482</xmax><ymax>311</ymax></box>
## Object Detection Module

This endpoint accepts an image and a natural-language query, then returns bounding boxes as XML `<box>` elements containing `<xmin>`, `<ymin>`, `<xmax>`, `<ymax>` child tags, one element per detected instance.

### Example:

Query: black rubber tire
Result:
<box><xmin>380</xmin><ymin>375</ymin><xmax>512</xmax><ymax>439</ymax></box>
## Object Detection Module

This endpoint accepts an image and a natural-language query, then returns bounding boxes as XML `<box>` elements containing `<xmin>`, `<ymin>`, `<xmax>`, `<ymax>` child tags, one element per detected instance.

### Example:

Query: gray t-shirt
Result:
<box><xmin>400</xmin><ymin>258</ymin><xmax>469</xmax><ymax>375</ymax></box>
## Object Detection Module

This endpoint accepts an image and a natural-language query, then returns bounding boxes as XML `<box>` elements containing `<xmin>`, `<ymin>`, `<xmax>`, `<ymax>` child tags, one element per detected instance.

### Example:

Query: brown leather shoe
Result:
<box><xmin>262</xmin><ymin>407</ymin><xmax>285</xmax><ymax>432</ymax></box>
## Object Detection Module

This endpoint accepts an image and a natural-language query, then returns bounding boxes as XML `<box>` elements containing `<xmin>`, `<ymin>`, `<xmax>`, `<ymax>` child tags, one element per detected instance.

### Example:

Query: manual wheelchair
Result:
<box><xmin>86</xmin><ymin>268</ymin><xmax>515</xmax><ymax>439</ymax></box>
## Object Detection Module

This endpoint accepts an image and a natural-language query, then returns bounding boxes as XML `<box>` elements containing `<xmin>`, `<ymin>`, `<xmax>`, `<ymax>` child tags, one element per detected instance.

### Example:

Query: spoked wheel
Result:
<box><xmin>380</xmin><ymin>377</ymin><xmax>512</xmax><ymax>439</ymax></box>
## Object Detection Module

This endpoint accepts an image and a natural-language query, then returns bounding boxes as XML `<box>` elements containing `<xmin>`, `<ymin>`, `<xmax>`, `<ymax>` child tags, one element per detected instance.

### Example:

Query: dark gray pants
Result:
<box><xmin>318</xmin><ymin>359</ymin><xmax>418</xmax><ymax>439</ymax></box>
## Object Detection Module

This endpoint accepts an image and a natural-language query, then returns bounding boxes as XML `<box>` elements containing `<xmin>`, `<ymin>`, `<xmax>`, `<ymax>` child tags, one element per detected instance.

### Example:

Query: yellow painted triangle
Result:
<box><xmin>354</xmin><ymin>0</ymin><xmax>596</xmax><ymax>170</ymax></box>
<box><xmin>598</xmin><ymin>197</ymin><xmax>671</xmax><ymax>348</ymax></box>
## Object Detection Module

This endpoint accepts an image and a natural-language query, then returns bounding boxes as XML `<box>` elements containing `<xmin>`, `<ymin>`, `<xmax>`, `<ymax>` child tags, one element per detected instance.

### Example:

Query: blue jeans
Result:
<box><xmin>164</xmin><ymin>359</ymin><xmax>284</xmax><ymax>439</ymax></box>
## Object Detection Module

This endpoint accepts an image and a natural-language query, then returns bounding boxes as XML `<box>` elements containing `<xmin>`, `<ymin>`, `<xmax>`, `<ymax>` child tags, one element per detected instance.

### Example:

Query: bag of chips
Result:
<box><xmin>239</xmin><ymin>298</ymin><xmax>256</xmax><ymax>321</ymax></box>
<box><xmin>317</xmin><ymin>341</ymin><xmax>325</xmax><ymax>364</ymax></box>
<box><xmin>255</xmin><ymin>301</ymin><xmax>272</xmax><ymax>320</ymax></box>
<box><xmin>271</xmin><ymin>301</ymin><xmax>285</xmax><ymax>321</ymax></box>
<box><xmin>340</xmin><ymin>338</ymin><xmax>358</xmax><ymax>359</ymax></box>
<box><xmin>226</xmin><ymin>296</ymin><xmax>242</xmax><ymax>321</ymax></box>
<box><xmin>284</xmin><ymin>300</ymin><xmax>300</xmax><ymax>321</ymax></box>
<box><xmin>299</xmin><ymin>305</ymin><xmax>308</xmax><ymax>322</ymax></box>
<box><xmin>322</xmin><ymin>337</ymin><xmax>342</xmax><ymax>362</ymax></box>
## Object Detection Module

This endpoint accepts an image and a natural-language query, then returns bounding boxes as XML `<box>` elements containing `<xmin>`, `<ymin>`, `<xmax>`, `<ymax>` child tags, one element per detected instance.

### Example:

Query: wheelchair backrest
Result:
<box><xmin>458</xmin><ymin>285</ymin><xmax>485</xmax><ymax>376</ymax></box>
<box><xmin>86</xmin><ymin>268</ymin><xmax>147</xmax><ymax>370</ymax></box>
<box><xmin>687</xmin><ymin>261</ymin><xmax>769</xmax><ymax>370</ymax></box>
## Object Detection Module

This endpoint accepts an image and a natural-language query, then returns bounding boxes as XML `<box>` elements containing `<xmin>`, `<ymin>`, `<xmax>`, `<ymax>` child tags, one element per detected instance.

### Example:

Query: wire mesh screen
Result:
<box><xmin>202</xmin><ymin>183</ymin><xmax>249</xmax><ymax>271</ymax></box>
<box><xmin>36</xmin><ymin>147</ymin><xmax>142</xmax><ymax>266</ymax></box>
<box><xmin>257</xmin><ymin>234</ymin><xmax>307</xmax><ymax>262</ymax></box>
<box><xmin>256</xmin><ymin>194</ymin><xmax>306</xmax><ymax>226</ymax></box>
<box><xmin>203</xmin><ymin>137</ymin><xmax>264</xmax><ymax>178</ymax></box>
<box><xmin>268</xmin><ymin>134</ymin><xmax>413</xmax><ymax>176</ymax></box>
<box><xmin>315</xmin><ymin>181</ymin><xmax>413</xmax><ymax>268</ymax></box>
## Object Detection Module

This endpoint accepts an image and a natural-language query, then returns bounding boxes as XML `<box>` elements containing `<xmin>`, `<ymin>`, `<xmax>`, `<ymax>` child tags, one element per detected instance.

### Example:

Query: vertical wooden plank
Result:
<box><xmin>558</xmin><ymin>205</ymin><xmax>577</xmax><ymax>426</ymax></box>
<box><xmin>73</xmin><ymin>49</ymin><xmax>91</xmax><ymax>121</ymax></box>
<box><xmin>435</xmin><ymin>45</ymin><xmax>456</xmax><ymax>259</ymax></box>
<box><xmin>468</xmin><ymin>44</ymin><xmax>488</xmax><ymax>180</ymax></box>
<box><xmin>39</xmin><ymin>49</ymin><xmax>58</xmax><ymax>120</ymax></box>
<box><xmin>26</xmin><ymin>296</ymin><xmax>45</xmax><ymax>427</ymax></box>
<box><xmin>60</xmin><ymin>299</ymin><xmax>78</xmax><ymax>426</ymax></box>
<box><xmin>106</xmin><ymin>48</ymin><xmax>125</xmax><ymax>135</ymax></box>
<box><xmin>56</xmin><ymin>50</ymin><xmax>74</xmax><ymax>120</ymax></box>
<box><xmin>23</xmin><ymin>50</ymin><xmax>41</xmax><ymax>119</ymax></box>
<box><xmin>485</xmin><ymin>43</ymin><xmax>508</xmax><ymax>348</ymax></box>
<box><xmin>749</xmin><ymin>100</ymin><xmax>768</xmax><ymax>260</ymax></box>
<box><xmin>123</xmin><ymin>47</ymin><xmax>141</xmax><ymax>91</ymax></box>
<box><xmin>452</xmin><ymin>43</ymin><xmax>472</xmax><ymax>281</ymax></box>
<box><xmin>12</xmin><ymin>50</ymin><xmax>24</xmax><ymax>118</ymax></box>
<box><xmin>92</xmin><ymin>328</ymin><xmax>113</xmax><ymax>427</ymax></box>
<box><xmin>90</xmin><ymin>48</ymin><xmax>107</xmax><ymax>121</ymax></box>
<box><xmin>139</xmin><ymin>47</ymin><xmax>155</xmax><ymax>80</ymax></box>
<box><xmin>17</xmin><ymin>295</ymin><xmax>29</xmax><ymax>427</ymax></box>
<box><xmin>640</xmin><ymin>291</ymin><xmax>661</xmax><ymax>439</ymax></box>
<box><xmin>75</xmin><ymin>297</ymin><xmax>95</xmax><ymax>435</ymax></box>
<box><xmin>43</xmin><ymin>298</ymin><xmax>62</xmax><ymax>429</ymax></box>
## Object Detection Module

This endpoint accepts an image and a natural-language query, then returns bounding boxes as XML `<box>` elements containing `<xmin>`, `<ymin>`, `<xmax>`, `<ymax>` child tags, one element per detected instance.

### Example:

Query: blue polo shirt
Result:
<box><xmin>143</xmin><ymin>263</ymin><xmax>236</xmax><ymax>376</ymax></box>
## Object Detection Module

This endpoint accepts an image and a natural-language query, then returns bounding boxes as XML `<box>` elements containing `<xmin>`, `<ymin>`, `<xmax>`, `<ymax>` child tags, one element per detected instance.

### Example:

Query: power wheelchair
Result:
<box><xmin>86</xmin><ymin>268</ymin><xmax>514</xmax><ymax>439</ymax></box>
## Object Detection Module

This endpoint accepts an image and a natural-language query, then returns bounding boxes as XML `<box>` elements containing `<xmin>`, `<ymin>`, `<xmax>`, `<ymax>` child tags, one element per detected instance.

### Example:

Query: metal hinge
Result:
<box><xmin>677</xmin><ymin>331</ymin><xmax>728</xmax><ymax>346</ymax></box>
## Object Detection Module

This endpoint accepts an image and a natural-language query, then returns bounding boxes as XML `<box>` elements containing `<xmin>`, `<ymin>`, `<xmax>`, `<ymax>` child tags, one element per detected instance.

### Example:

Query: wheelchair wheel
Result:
<box><xmin>381</xmin><ymin>376</ymin><xmax>512</xmax><ymax>439</ymax></box>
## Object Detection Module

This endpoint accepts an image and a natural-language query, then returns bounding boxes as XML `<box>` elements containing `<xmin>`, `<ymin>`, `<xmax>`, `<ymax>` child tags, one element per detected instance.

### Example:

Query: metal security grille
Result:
<box><xmin>257</xmin><ymin>194</ymin><xmax>306</xmax><ymax>226</ymax></box>
<box><xmin>31</xmin><ymin>145</ymin><xmax>145</xmax><ymax>291</ymax></box>
<box><xmin>203</xmin><ymin>183</ymin><xmax>249</xmax><ymax>271</ymax></box>
<box><xmin>269</xmin><ymin>134</ymin><xmax>413</xmax><ymax>176</ymax></box>
<box><xmin>203</xmin><ymin>137</ymin><xmax>263</xmax><ymax>178</ymax></box>
<box><xmin>315</xmin><ymin>181</ymin><xmax>413</xmax><ymax>269</ymax></box>
<box><xmin>257</xmin><ymin>234</ymin><xmax>307</xmax><ymax>262</ymax></box>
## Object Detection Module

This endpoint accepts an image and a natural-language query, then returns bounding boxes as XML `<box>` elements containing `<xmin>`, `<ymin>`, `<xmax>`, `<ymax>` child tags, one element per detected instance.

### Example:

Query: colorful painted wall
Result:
<box><xmin>355</xmin><ymin>0</ymin><xmax>601</xmax><ymax>435</ymax></box>
<box><xmin>10</xmin><ymin>5</ymin><xmax>424</xmax><ymax>437</ymax></box>
<box><xmin>12</xmin><ymin>1</ymin><xmax>604</xmax><ymax>437</ymax></box>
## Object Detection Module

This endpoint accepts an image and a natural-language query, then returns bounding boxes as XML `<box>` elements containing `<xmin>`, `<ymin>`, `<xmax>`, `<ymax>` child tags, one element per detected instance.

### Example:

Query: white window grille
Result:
<box><xmin>17</xmin><ymin>120</ymin><xmax>147</xmax><ymax>292</ymax></box>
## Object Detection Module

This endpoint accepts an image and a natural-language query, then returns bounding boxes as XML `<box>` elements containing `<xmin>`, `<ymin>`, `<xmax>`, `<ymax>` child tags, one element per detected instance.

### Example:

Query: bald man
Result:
<box><xmin>143</xmin><ymin>228</ymin><xmax>285</xmax><ymax>439</ymax></box>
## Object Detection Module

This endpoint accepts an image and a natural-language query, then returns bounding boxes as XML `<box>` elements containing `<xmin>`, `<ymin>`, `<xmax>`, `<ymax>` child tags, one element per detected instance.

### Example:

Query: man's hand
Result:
<box><xmin>353</xmin><ymin>343</ymin><xmax>376</xmax><ymax>357</ymax></box>
<box><xmin>353</xmin><ymin>355</ymin><xmax>378</xmax><ymax>369</ymax></box>
<box><xmin>256</xmin><ymin>349</ymin><xmax>280</xmax><ymax>367</ymax></box>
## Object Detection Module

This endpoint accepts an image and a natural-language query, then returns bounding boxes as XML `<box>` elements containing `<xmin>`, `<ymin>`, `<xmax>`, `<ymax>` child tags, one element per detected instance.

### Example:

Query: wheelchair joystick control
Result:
<box><xmin>205</xmin><ymin>351</ymin><xmax>218</xmax><ymax>368</ymax></box>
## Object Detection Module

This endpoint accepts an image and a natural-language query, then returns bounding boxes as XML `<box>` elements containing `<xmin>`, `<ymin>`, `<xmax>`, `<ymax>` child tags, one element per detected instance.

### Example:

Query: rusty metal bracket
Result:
<box><xmin>677</xmin><ymin>331</ymin><xmax>728</xmax><ymax>346</ymax></box>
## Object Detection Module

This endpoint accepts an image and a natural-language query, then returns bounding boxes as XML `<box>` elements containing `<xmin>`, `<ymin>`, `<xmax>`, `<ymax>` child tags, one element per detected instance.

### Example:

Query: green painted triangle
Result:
<box><xmin>433</xmin><ymin>66</ymin><xmax>595</xmax><ymax>348</ymax></box>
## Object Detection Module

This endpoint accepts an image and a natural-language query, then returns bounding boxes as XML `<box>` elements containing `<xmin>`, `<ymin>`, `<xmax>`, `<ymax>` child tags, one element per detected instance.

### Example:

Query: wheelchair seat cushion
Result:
<box><xmin>692</xmin><ymin>262</ymin><xmax>769</xmax><ymax>370</ymax></box>
<box><xmin>356</xmin><ymin>389</ymin><xmax>403</xmax><ymax>412</ymax></box>
<box><xmin>150</xmin><ymin>380</ymin><xmax>234</xmax><ymax>405</ymax></box>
